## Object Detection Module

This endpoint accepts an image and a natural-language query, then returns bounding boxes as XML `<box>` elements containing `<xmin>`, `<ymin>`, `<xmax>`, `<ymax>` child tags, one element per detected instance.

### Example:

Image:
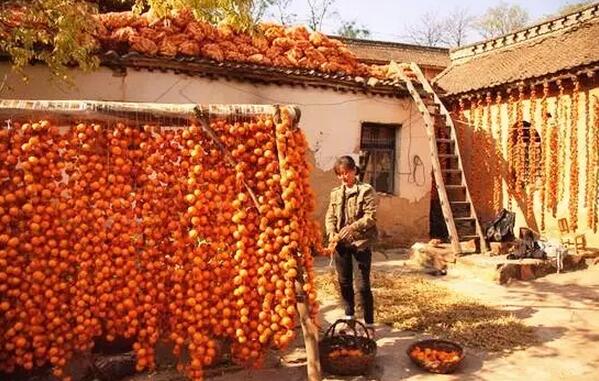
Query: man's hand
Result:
<box><xmin>323</xmin><ymin>233</ymin><xmax>340</xmax><ymax>256</ymax></box>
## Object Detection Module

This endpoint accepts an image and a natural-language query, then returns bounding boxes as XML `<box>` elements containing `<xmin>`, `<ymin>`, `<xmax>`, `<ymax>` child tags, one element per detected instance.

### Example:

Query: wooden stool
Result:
<box><xmin>557</xmin><ymin>218</ymin><xmax>585</xmax><ymax>255</ymax></box>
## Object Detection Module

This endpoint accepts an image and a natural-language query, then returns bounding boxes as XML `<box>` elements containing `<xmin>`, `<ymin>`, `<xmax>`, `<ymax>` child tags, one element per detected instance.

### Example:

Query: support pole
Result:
<box><xmin>273</xmin><ymin>105</ymin><xmax>321</xmax><ymax>381</ymax></box>
<box><xmin>295</xmin><ymin>273</ymin><xmax>322</xmax><ymax>381</ymax></box>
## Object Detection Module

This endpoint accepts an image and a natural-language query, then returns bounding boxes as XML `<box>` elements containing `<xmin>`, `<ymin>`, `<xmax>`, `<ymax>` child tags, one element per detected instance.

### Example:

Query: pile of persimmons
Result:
<box><xmin>95</xmin><ymin>9</ymin><xmax>386</xmax><ymax>78</ymax></box>
<box><xmin>0</xmin><ymin>109</ymin><xmax>321</xmax><ymax>381</ymax></box>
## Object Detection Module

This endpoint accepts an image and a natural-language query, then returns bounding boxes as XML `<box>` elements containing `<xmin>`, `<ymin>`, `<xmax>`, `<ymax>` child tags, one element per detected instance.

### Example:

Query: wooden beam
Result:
<box><xmin>0</xmin><ymin>99</ymin><xmax>284</xmax><ymax>124</ymax></box>
<box><xmin>295</xmin><ymin>269</ymin><xmax>322</xmax><ymax>381</ymax></box>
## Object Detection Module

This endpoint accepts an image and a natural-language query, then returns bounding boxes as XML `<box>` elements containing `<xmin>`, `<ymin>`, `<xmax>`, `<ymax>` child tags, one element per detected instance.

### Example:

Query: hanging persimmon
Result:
<box><xmin>568</xmin><ymin>78</ymin><xmax>580</xmax><ymax>231</ymax></box>
<box><xmin>0</xmin><ymin>111</ymin><xmax>319</xmax><ymax>381</ymax></box>
<box><xmin>539</xmin><ymin>82</ymin><xmax>549</xmax><ymax>231</ymax></box>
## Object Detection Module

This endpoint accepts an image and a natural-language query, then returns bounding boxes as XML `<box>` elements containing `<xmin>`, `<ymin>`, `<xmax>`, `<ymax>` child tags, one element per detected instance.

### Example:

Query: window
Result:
<box><xmin>360</xmin><ymin>123</ymin><xmax>398</xmax><ymax>194</ymax></box>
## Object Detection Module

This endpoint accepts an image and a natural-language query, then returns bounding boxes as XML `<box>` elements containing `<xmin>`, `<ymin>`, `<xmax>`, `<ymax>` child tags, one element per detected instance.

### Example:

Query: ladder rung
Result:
<box><xmin>455</xmin><ymin>217</ymin><xmax>475</xmax><ymax>222</ymax></box>
<box><xmin>438</xmin><ymin>154</ymin><xmax>457</xmax><ymax>158</ymax></box>
<box><xmin>446</xmin><ymin>185</ymin><xmax>465</xmax><ymax>189</ymax></box>
<box><xmin>442</xmin><ymin>169</ymin><xmax>461</xmax><ymax>173</ymax></box>
<box><xmin>450</xmin><ymin>201</ymin><xmax>470</xmax><ymax>205</ymax></box>
<box><xmin>436</xmin><ymin>138</ymin><xmax>453</xmax><ymax>143</ymax></box>
<box><xmin>459</xmin><ymin>235</ymin><xmax>479</xmax><ymax>241</ymax></box>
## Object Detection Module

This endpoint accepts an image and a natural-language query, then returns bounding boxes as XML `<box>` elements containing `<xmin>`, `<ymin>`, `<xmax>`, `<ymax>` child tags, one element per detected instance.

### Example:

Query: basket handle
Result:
<box><xmin>324</xmin><ymin>319</ymin><xmax>357</xmax><ymax>338</ymax></box>
<box><xmin>353</xmin><ymin>319</ymin><xmax>373</xmax><ymax>340</ymax></box>
<box><xmin>324</xmin><ymin>319</ymin><xmax>372</xmax><ymax>340</ymax></box>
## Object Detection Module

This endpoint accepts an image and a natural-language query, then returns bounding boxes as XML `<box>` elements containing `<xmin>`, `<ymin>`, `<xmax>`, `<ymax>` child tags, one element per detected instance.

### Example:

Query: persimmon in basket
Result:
<box><xmin>328</xmin><ymin>347</ymin><xmax>365</xmax><ymax>359</ymax></box>
<box><xmin>410</xmin><ymin>346</ymin><xmax>461</xmax><ymax>368</ymax></box>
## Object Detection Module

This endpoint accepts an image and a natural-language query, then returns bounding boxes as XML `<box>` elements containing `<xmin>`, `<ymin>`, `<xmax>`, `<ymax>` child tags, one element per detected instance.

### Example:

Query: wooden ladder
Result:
<box><xmin>389</xmin><ymin>61</ymin><xmax>487</xmax><ymax>254</ymax></box>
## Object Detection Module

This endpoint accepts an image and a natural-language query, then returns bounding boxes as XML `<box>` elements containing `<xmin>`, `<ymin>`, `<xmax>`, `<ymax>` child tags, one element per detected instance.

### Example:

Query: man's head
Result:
<box><xmin>334</xmin><ymin>155</ymin><xmax>358</xmax><ymax>187</ymax></box>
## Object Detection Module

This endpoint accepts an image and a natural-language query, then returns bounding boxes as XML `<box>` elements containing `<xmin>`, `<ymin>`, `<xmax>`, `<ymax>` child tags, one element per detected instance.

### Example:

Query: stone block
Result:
<box><xmin>496</xmin><ymin>263</ymin><xmax>519</xmax><ymax>284</ymax></box>
<box><xmin>519</xmin><ymin>264</ymin><xmax>535</xmax><ymax>281</ymax></box>
<box><xmin>489</xmin><ymin>242</ymin><xmax>516</xmax><ymax>256</ymax></box>
<box><xmin>460</xmin><ymin>239</ymin><xmax>479</xmax><ymax>254</ymax></box>
<box><xmin>564</xmin><ymin>254</ymin><xmax>585</xmax><ymax>268</ymax></box>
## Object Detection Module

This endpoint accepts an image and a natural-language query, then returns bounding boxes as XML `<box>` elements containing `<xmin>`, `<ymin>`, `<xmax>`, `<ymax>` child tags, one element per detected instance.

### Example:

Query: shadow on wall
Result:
<box><xmin>465</xmin><ymin>128</ymin><xmax>541</xmax><ymax>233</ymax></box>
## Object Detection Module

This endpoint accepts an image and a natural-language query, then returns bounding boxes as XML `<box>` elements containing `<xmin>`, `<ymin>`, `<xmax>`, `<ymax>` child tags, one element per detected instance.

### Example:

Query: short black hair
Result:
<box><xmin>333</xmin><ymin>155</ymin><xmax>357</xmax><ymax>175</ymax></box>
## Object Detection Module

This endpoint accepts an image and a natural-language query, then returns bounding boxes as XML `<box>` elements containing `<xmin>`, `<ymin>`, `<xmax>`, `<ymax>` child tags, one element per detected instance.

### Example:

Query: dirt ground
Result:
<box><xmin>372</xmin><ymin>250</ymin><xmax>599</xmax><ymax>381</ymax></box>
<box><xmin>127</xmin><ymin>249</ymin><xmax>599</xmax><ymax>381</ymax></box>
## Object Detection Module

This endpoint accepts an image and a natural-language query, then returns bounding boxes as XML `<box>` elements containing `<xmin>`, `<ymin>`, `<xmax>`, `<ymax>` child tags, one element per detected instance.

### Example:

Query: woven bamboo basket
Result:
<box><xmin>407</xmin><ymin>339</ymin><xmax>464</xmax><ymax>374</ymax></box>
<box><xmin>319</xmin><ymin>319</ymin><xmax>377</xmax><ymax>376</ymax></box>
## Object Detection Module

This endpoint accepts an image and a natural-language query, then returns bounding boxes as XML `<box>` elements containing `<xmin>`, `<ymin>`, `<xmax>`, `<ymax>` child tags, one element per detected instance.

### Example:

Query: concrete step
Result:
<box><xmin>453</xmin><ymin>253</ymin><xmax>589</xmax><ymax>285</ymax></box>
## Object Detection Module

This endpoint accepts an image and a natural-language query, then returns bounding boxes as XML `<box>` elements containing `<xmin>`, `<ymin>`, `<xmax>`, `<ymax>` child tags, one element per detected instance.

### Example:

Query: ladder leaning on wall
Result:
<box><xmin>389</xmin><ymin>61</ymin><xmax>487</xmax><ymax>255</ymax></box>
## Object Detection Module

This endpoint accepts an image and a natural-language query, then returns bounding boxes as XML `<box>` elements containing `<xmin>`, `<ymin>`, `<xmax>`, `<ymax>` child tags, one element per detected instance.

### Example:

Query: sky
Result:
<box><xmin>262</xmin><ymin>0</ymin><xmax>584</xmax><ymax>45</ymax></box>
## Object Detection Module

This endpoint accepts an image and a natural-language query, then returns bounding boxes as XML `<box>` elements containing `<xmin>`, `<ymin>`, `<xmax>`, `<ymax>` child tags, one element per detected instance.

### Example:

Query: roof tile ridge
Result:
<box><xmin>449</xmin><ymin>3</ymin><xmax>599</xmax><ymax>63</ymax></box>
<box><xmin>330</xmin><ymin>35</ymin><xmax>450</xmax><ymax>53</ymax></box>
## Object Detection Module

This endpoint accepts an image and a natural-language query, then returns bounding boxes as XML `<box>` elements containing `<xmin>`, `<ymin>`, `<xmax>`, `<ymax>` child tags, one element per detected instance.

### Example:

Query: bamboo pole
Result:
<box><xmin>0</xmin><ymin>99</ymin><xmax>279</xmax><ymax>124</ymax></box>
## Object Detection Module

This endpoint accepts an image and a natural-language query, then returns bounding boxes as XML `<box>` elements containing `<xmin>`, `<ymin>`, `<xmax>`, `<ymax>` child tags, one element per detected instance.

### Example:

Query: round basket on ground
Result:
<box><xmin>407</xmin><ymin>339</ymin><xmax>465</xmax><ymax>374</ymax></box>
<box><xmin>319</xmin><ymin>319</ymin><xmax>377</xmax><ymax>376</ymax></box>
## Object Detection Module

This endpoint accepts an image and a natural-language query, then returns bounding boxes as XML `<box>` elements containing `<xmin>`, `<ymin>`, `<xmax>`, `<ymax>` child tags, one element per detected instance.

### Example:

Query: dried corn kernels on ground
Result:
<box><xmin>0</xmin><ymin>118</ymin><xmax>322</xmax><ymax>381</ymax></box>
<box><xmin>314</xmin><ymin>271</ymin><xmax>537</xmax><ymax>353</ymax></box>
<box><xmin>94</xmin><ymin>9</ymin><xmax>387</xmax><ymax>78</ymax></box>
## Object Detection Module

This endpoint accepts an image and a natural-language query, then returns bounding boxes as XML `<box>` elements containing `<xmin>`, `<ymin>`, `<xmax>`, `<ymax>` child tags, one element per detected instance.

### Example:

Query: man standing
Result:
<box><xmin>325</xmin><ymin>155</ymin><xmax>378</xmax><ymax>334</ymax></box>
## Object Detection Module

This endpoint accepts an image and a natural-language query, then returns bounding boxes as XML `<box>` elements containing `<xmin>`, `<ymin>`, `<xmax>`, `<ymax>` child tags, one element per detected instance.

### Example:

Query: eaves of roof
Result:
<box><xmin>100</xmin><ymin>51</ymin><xmax>410</xmax><ymax>98</ymax></box>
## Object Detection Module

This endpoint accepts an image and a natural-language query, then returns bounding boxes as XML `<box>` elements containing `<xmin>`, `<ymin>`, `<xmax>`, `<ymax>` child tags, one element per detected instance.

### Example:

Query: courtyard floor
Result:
<box><xmin>128</xmin><ymin>249</ymin><xmax>599</xmax><ymax>381</ymax></box>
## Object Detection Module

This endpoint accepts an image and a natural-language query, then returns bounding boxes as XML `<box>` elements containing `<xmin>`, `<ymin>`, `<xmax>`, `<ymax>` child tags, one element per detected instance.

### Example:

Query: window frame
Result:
<box><xmin>359</xmin><ymin>122</ymin><xmax>400</xmax><ymax>195</ymax></box>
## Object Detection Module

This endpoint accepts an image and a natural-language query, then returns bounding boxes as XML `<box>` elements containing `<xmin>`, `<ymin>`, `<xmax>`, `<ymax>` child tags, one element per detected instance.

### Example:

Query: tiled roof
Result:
<box><xmin>101</xmin><ymin>51</ymin><xmax>409</xmax><ymax>97</ymax></box>
<box><xmin>434</xmin><ymin>4</ymin><xmax>599</xmax><ymax>95</ymax></box>
<box><xmin>335</xmin><ymin>37</ymin><xmax>450</xmax><ymax>68</ymax></box>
